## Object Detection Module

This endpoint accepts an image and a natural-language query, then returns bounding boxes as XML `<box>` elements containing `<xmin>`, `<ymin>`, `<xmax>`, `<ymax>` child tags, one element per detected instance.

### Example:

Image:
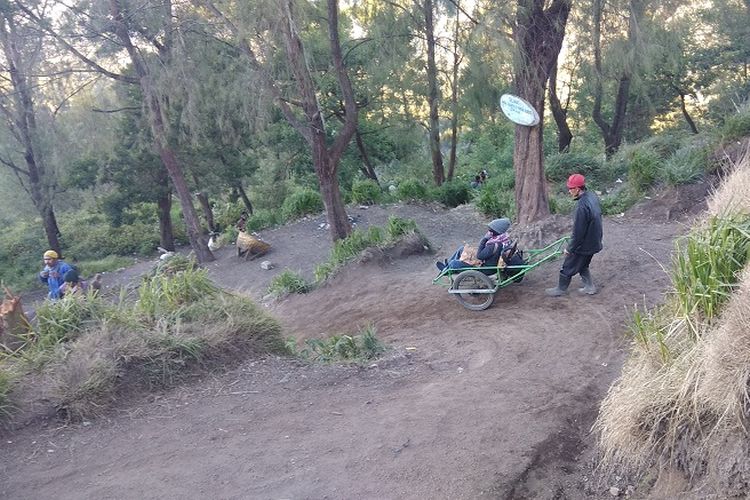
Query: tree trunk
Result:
<box><xmin>195</xmin><ymin>191</ymin><xmax>215</xmax><ymax>232</ymax></box>
<box><xmin>316</xmin><ymin>145</ymin><xmax>351</xmax><ymax>240</ymax></box>
<box><xmin>447</xmin><ymin>2</ymin><xmax>462</xmax><ymax>181</ymax></box>
<box><xmin>234</xmin><ymin>182</ymin><xmax>254</xmax><ymax>214</ymax></box>
<box><xmin>548</xmin><ymin>62</ymin><xmax>572</xmax><ymax>152</ymax></box>
<box><xmin>354</xmin><ymin>129</ymin><xmax>379</xmax><ymax>183</ymax></box>
<box><xmin>424</xmin><ymin>0</ymin><xmax>444</xmax><ymax>186</ymax></box>
<box><xmin>513</xmin><ymin>0</ymin><xmax>571</xmax><ymax>224</ymax></box>
<box><xmin>109</xmin><ymin>0</ymin><xmax>214</xmax><ymax>262</ymax></box>
<box><xmin>157</xmin><ymin>191</ymin><xmax>175</xmax><ymax>251</ymax></box>
<box><xmin>679</xmin><ymin>93</ymin><xmax>699</xmax><ymax>134</ymax></box>
<box><xmin>592</xmin><ymin>0</ymin><xmax>642</xmax><ymax>158</ymax></box>
<box><xmin>0</xmin><ymin>14</ymin><xmax>62</xmax><ymax>255</ymax></box>
<box><xmin>40</xmin><ymin>206</ymin><xmax>62</xmax><ymax>256</ymax></box>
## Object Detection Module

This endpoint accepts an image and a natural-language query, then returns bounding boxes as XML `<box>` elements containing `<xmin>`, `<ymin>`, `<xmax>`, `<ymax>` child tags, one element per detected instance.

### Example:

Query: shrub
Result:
<box><xmin>314</xmin><ymin>218</ymin><xmax>425</xmax><ymax>283</ymax></box>
<box><xmin>545</xmin><ymin>150</ymin><xmax>603</xmax><ymax>184</ymax></box>
<box><xmin>600</xmin><ymin>188</ymin><xmax>639</xmax><ymax>216</ymax></box>
<box><xmin>267</xmin><ymin>270</ymin><xmax>311</xmax><ymax>297</ymax></box>
<box><xmin>281</xmin><ymin>189</ymin><xmax>323</xmax><ymax>221</ymax></box>
<box><xmin>396</xmin><ymin>178</ymin><xmax>428</xmax><ymax>201</ymax></box>
<box><xmin>548</xmin><ymin>193</ymin><xmax>575</xmax><ymax>214</ymax></box>
<box><xmin>246</xmin><ymin>209</ymin><xmax>281</xmax><ymax>232</ymax></box>
<box><xmin>720</xmin><ymin>108</ymin><xmax>750</xmax><ymax>142</ymax></box>
<box><xmin>432</xmin><ymin>181</ymin><xmax>471</xmax><ymax>207</ymax></box>
<box><xmin>137</xmin><ymin>265</ymin><xmax>218</xmax><ymax>321</ymax></box>
<box><xmin>475</xmin><ymin>188</ymin><xmax>515</xmax><ymax>219</ymax></box>
<box><xmin>292</xmin><ymin>324</ymin><xmax>386</xmax><ymax>363</ymax></box>
<box><xmin>660</xmin><ymin>142</ymin><xmax>710</xmax><ymax>186</ymax></box>
<box><xmin>386</xmin><ymin>216</ymin><xmax>418</xmax><ymax>239</ymax></box>
<box><xmin>627</xmin><ymin>148</ymin><xmax>662</xmax><ymax>194</ymax></box>
<box><xmin>0</xmin><ymin>369</ymin><xmax>13</xmax><ymax>421</ymax></box>
<box><xmin>672</xmin><ymin>215</ymin><xmax>750</xmax><ymax>327</ymax></box>
<box><xmin>350</xmin><ymin>179</ymin><xmax>382</xmax><ymax>205</ymax></box>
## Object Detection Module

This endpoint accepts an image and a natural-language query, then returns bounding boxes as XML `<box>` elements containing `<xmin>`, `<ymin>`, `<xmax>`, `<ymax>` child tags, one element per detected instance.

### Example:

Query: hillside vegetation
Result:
<box><xmin>595</xmin><ymin>149</ymin><xmax>750</xmax><ymax>496</ymax></box>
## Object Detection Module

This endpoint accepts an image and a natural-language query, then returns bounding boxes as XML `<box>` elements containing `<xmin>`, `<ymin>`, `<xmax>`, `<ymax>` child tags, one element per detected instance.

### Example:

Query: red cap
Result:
<box><xmin>566</xmin><ymin>173</ymin><xmax>585</xmax><ymax>189</ymax></box>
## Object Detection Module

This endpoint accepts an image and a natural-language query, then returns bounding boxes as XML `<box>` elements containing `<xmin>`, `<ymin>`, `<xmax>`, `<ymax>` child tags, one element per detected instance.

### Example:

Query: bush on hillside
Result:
<box><xmin>396</xmin><ymin>178</ymin><xmax>429</xmax><ymax>201</ymax></box>
<box><xmin>659</xmin><ymin>141</ymin><xmax>711</xmax><ymax>185</ymax></box>
<box><xmin>475</xmin><ymin>187</ymin><xmax>515</xmax><ymax>219</ymax></box>
<box><xmin>0</xmin><ymin>263</ymin><xmax>287</xmax><ymax>421</ymax></box>
<box><xmin>720</xmin><ymin>108</ymin><xmax>750</xmax><ymax>143</ymax></box>
<box><xmin>432</xmin><ymin>180</ymin><xmax>471</xmax><ymax>208</ymax></box>
<box><xmin>281</xmin><ymin>189</ymin><xmax>323</xmax><ymax>220</ymax></box>
<box><xmin>626</xmin><ymin>148</ymin><xmax>662</xmax><ymax>194</ymax></box>
<box><xmin>350</xmin><ymin>179</ymin><xmax>382</xmax><ymax>205</ymax></box>
<box><xmin>545</xmin><ymin>150</ymin><xmax>603</xmax><ymax>184</ymax></box>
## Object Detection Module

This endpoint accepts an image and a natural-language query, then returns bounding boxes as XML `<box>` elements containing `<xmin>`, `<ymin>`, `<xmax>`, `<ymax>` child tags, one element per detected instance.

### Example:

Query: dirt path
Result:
<box><xmin>0</xmin><ymin>200</ymin><xmax>696</xmax><ymax>499</ymax></box>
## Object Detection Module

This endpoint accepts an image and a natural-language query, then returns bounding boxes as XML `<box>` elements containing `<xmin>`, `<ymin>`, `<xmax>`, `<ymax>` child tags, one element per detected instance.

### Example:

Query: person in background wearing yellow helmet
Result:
<box><xmin>39</xmin><ymin>250</ymin><xmax>73</xmax><ymax>300</ymax></box>
<box><xmin>546</xmin><ymin>173</ymin><xmax>603</xmax><ymax>297</ymax></box>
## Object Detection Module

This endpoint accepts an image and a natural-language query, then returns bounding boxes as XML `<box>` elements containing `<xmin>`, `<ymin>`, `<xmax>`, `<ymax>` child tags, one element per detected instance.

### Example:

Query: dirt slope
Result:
<box><xmin>0</xmin><ymin>199</ymin><xmax>698</xmax><ymax>499</ymax></box>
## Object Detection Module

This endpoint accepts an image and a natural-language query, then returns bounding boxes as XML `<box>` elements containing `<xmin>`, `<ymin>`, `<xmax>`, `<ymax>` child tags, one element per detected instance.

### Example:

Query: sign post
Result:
<box><xmin>500</xmin><ymin>94</ymin><xmax>540</xmax><ymax>127</ymax></box>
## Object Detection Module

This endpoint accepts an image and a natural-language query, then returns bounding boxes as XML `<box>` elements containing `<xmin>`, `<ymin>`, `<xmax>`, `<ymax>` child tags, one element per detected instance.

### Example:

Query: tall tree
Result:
<box><xmin>591</xmin><ymin>0</ymin><xmax>645</xmax><ymax>157</ymax></box>
<box><xmin>421</xmin><ymin>0</ymin><xmax>445</xmax><ymax>185</ymax></box>
<box><xmin>512</xmin><ymin>0</ymin><xmax>571</xmax><ymax>223</ymax></box>
<box><xmin>201</xmin><ymin>0</ymin><xmax>359</xmax><ymax>241</ymax></box>
<box><xmin>17</xmin><ymin>0</ymin><xmax>215</xmax><ymax>262</ymax></box>
<box><xmin>0</xmin><ymin>3</ymin><xmax>62</xmax><ymax>254</ymax></box>
<box><xmin>548</xmin><ymin>59</ymin><xmax>573</xmax><ymax>151</ymax></box>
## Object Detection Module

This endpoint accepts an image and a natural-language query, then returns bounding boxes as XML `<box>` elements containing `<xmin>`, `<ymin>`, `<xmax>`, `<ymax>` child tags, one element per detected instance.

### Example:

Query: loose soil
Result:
<box><xmin>0</xmin><ymin>187</ymin><xmax>708</xmax><ymax>499</ymax></box>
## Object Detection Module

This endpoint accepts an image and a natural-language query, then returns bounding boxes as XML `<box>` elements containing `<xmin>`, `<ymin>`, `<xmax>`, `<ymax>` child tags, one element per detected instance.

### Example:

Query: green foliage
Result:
<box><xmin>475</xmin><ymin>186</ymin><xmax>515</xmax><ymax>219</ymax></box>
<box><xmin>35</xmin><ymin>293</ymin><xmax>103</xmax><ymax>349</ymax></box>
<box><xmin>627</xmin><ymin>148</ymin><xmax>662</xmax><ymax>194</ymax></box>
<box><xmin>330</xmin><ymin>226</ymin><xmax>385</xmax><ymax>265</ymax></box>
<box><xmin>432</xmin><ymin>180</ymin><xmax>471</xmax><ymax>208</ymax></box>
<box><xmin>314</xmin><ymin>218</ymin><xmax>424</xmax><ymax>283</ymax></box>
<box><xmin>719</xmin><ymin>108</ymin><xmax>750</xmax><ymax>143</ymax></box>
<box><xmin>659</xmin><ymin>142</ymin><xmax>710</xmax><ymax>185</ymax></box>
<box><xmin>600</xmin><ymin>188</ymin><xmax>640</xmax><ymax>216</ymax></box>
<box><xmin>5</xmin><ymin>268</ymin><xmax>286</xmax><ymax>419</ymax></box>
<box><xmin>137</xmin><ymin>264</ymin><xmax>218</xmax><ymax>321</ymax></box>
<box><xmin>672</xmin><ymin>215</ymin><xmax>750</xmax><ymax>327</ymax></box>
<box><xmin>281</xmin><ymin>189</ymin><xmax>323</xmax><ymax>220</ymax></box>
<box><xmin>386</xmin><ymin>216</ymin><xmax>417</xmax><ymax>239</ymax></box>
<box><xmin>213</xmin><ymin>200</ymin><xmax>245</xmax><ymax>233</ymax></box>
<box><xmin>267</xmin><ymin>270</ymin><xmax>311</xmax><ymax>296</ymax></box>
<box><xmin>246</xmin><ymin>209</ymin><xmax>281</xmax><ymax>232</ymax></box>
<box><xmin>460</xmin><ymin>122</ymin><xmax>515</xmax><ymax>173</ymax></box>
<box><xmin>0</xmin><ymin>369</ymin><xmax>14</xmax><ymax>421</ymax></box>
<box><xmin>396</xmin><ymin>178</ymin><xmax>428</xmax><ymax>201</ymax></box>
<box><xmin>350</xmin><ymin>179</ymin><xmax>382</xmax><ymax>205</ymax></box>
<box><xmin>545</xmin><ymin>150</ymin><xmax>604</xmax><ymax>184</ymax></box>
<box><xmin>548</xmin><ymin>193</ymin><xmax>575</xmax><ymax>214</ymax></box>
<box><xmin>291</xmin><ymin>324</ymin><xmax>385</xmax><ymax>363</ymax></box>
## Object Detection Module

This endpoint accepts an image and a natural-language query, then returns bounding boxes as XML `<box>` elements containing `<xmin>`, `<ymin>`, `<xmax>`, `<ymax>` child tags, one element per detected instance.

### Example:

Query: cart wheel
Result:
<box><xmin>452</xmin><ymin>270</ymin><xmax>496</xmax><ymax>311</ymax></box>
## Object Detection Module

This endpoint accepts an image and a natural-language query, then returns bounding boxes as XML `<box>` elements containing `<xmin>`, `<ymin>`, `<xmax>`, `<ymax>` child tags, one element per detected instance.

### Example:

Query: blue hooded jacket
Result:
<box><xmin>40</xmin><ymin>260</ymin><xmax>74</xmax><ymax>299</ymax></box>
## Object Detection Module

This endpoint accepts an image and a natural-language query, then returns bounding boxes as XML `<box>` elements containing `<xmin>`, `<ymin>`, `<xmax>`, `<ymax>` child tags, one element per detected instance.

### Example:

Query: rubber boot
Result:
<box><xmin>545</xmin><ymin>274</ymin><xmax>571</xmax><ymax>297</ymax></box>
<box><xmin>578</xmin><ymin>269</ymin><xmax>597</xmax><ymax>295</ymax></box>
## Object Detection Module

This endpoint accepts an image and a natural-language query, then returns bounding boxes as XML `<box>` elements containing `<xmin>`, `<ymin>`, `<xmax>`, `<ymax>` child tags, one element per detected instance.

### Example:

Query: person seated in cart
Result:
<box><xmin>436</xmin><ymin>218</ymin><xmax>520</xmax><ymax>274</ymax></box>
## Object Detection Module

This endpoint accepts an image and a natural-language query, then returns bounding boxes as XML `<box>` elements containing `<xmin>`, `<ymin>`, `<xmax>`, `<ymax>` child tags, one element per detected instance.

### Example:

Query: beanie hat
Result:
<box><xmin>43</xmin><ymin>250</ymin><xmax>59</xmax><ymax>259</ymax></box>
<box><xmin>63</xmin><ymin>269</ymin><xmax>79</xmax><ymax>283</ymax></box>
<box><xmin>488</xmin><ymin>218</ymin><xmax>511</xmax><ymax>234</ymax></box>
<box><xmin>566</xmin><ymin>173</ymin><xmax>586</xmax><ymax>189</ymax></box>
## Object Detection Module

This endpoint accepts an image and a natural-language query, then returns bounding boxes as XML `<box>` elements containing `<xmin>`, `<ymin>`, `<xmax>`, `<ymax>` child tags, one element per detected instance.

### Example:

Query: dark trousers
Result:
<box><xmin>560</xmin><ymin>252</ymin><xmax>594</xmax><ymax>278</ymax></box>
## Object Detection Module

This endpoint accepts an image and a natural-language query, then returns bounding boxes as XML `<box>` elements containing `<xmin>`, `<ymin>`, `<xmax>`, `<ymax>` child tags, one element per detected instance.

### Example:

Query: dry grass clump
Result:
<box><xmin>707</xmin><ymin>150</ymin><xmax>750</xmax><ymax>217</ymax></box>
<box><xmin>595</xmin><ymin>151</ymin><xmax>750</xmax><ymax>495</ymax></box>
<box><xmin>0</xmin><ymin>264</ymin><xmax>286</xmax><ymax>421</ymax></box>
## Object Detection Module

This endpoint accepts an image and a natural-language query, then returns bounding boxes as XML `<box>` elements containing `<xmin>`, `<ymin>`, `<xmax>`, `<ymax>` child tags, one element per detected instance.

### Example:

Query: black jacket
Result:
<box><xmin>568</xmin><ymin>190</ymin><xmax>603</xmax><ymax>255</ymax></box>
<box><xmin>477</xmin><ymin>237</ymin><xmax>503</xmax><ymax>266</ymax></box>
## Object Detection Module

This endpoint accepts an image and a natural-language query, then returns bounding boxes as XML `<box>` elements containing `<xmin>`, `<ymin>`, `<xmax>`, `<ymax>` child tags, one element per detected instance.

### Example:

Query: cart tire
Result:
<box><xmin>452</xmin><ymin>270</ymin><xmax>496</xmax><ymax>311</ymax></box>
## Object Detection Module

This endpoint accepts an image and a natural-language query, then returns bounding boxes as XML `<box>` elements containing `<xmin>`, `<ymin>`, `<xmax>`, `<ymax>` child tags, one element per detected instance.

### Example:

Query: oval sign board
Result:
<box><xmin>500</xmin><ymin>94</ymin><xmax>540</xmax><ymax>127</ymax></box>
